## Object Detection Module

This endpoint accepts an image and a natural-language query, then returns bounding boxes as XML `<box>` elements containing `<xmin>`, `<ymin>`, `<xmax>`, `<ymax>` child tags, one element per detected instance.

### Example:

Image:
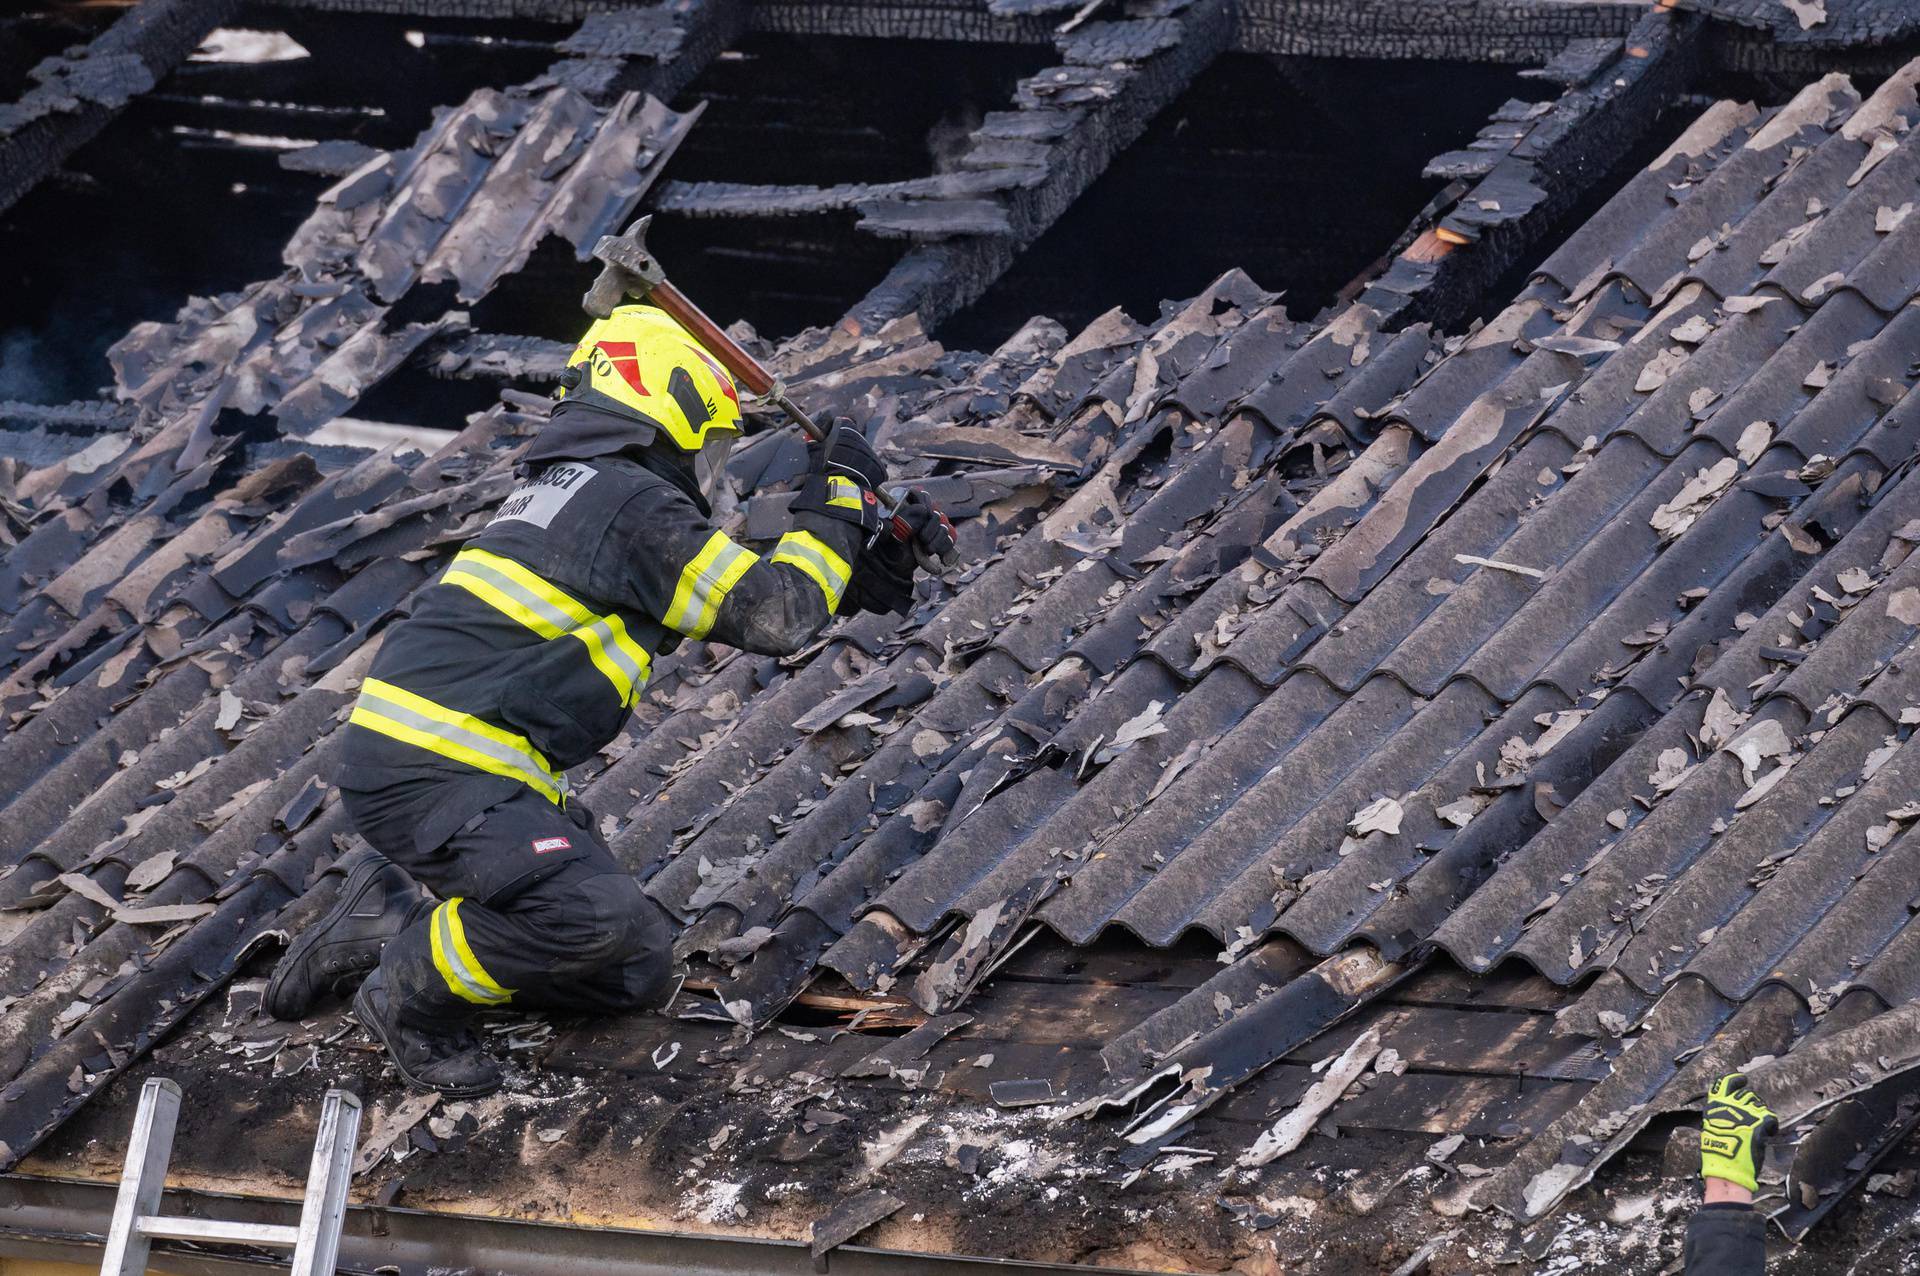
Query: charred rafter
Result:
<box><xmin>1351</xmin><ymin>10</ymin><xmax>1705</xmax><ymax>331</ymax></box>
<box><xmin>0</xmin><ymin>0</ymin><xmax>240</xmax><ymax>216</ymax></box>
<box><xmin>848</xmin><ymin>0</ymin><xmax>1235</xmax><ymax>332</ymax></box>
<box><xmin>539</xmin><ymin>0</ymin><xmax>750</xmax><ymax>104</ymax></box>
<box><xmin>1234</xmin><ymin>0</ymin><xmax>1649</xmax><ymax>62</ymax></box>
<box><xmin>748</xmin><ymin>0</ymin><xmax>1060</xmax><ymax>43</ymax></box>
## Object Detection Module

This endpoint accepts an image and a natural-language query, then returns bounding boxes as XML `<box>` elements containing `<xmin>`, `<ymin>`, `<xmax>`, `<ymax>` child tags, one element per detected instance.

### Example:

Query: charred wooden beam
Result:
<box><xmin>848</xmin><ymin>0</ymin><xmax>1234</xmax><ymax>333</ymax></box>
<box><xmin>1678</xmin><ymin>0</ymin><xmax>1920</xmax><ymax>52</ymax></box>
<box><xmin>748</xmin><ymin>0</ymin><xmax>1057</xmax><ymax>43</ymax></box>
<box><xmin>1713</xmin><ymin>33</ymin><xmax>1920</xmax><ymax>78</ymax></box>
<box><xmin>1351</xmin><ymin>10</ymin><xmax>1704</xmax><ymax>331</ymax></box>
<box><xmin>655</xmin><ymin>167</ymin><xmax>1044</xmax><ymax>219</ymax></box>
<box><xmin>732</xmin><ymin>0</ymin><xmax>1658</xmax><ymax>62</ymax></box>
<box><xmin>256</xmin><ymin>0</ymin><xmax>1920</xmax><ymax>64</ymax></box>
<box><xmin>1235</xmin><ymin>0</ymin><xmax>1649</xmax><ymax>63</ymax></box>
<box><xmin>0</xmin><ymin>0</ymin><xmax>241</xmax><ymax>216</ymax></box>
<box><xmin>537</xmin><ymin>0</ymin><xmax>750</xmax><ymax>104</ymax></box>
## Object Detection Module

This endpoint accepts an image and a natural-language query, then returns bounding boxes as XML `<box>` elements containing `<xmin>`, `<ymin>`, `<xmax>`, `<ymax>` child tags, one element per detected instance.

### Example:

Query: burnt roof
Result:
<box><xmin>5</xmin><ymin>13</ymin><xmax>1920</xmax><ymax>1273</ymax></box>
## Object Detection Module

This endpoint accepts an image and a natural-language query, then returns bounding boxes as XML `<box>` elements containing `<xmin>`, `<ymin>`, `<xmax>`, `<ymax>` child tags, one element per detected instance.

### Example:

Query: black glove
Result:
<box><xmin>892</xmin><ymin>489</ymin><xmax>957</xmax><ymax>572</ymax></box>
<box><xmin>845</xmin><ymin>535</ymin><xmax>916</xmax><ymax>616</ymax></box>
<box><xmin>819</xmin><ymin>419</ymin><xmax>887</xmax><ymax>490</ymax></box>
<box><xmin>792</xmin><ymin>420</ymin><xmax>886</xmax><ymax>533</ymax></box>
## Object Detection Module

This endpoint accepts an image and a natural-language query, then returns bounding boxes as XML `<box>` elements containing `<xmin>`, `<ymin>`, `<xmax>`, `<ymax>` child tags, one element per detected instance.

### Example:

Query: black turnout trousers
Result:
<box><xmin>342</xmin><ymin>783</ymin><xmax>674</xmax><ymax>1026</ymax></box>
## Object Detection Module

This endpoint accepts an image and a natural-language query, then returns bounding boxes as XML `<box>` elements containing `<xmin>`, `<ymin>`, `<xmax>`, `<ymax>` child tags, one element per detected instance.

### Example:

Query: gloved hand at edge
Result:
<box><xmin>1701</xmin><ymin>1072</ymin><xmax>1776</xmax><ymax>1195</ymax></box>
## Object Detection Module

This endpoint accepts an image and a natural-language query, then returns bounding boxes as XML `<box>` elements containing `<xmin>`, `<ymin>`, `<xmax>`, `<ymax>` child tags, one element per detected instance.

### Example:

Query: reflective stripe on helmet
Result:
<box><xmin>348</xmin><ymin>678</ymin><xmax>567</xmax><ymax>805</ymax></box>
<box><xmin>769</xmin><ymin>530</ymin><xmax>852</xmax><ymax>612</ymax></box>
<box><xmin>430</xmin><ymin>899</ymin><xmax>514</xmax><ymax>1005</ymax></box>
<box><xmin>442</xmin><ymin>548</ymin><xmax>651</xmax><ymax>706</ymax></box>
<box><xmin>662</xmin><ymin>531</ymin><xmax>758</xmax><ymax>639</ymax></box>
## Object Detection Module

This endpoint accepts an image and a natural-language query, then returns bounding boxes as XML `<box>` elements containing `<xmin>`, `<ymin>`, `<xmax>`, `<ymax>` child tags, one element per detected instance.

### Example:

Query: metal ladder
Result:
<box><xmin>100</xmin><ymin>1077</ymin><xmax>362</xmax><ymax>1276</ymax></box>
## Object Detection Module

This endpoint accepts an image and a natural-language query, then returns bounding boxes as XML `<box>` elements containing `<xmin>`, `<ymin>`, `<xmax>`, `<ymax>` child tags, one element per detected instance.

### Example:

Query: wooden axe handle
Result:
<box><xmin>646</xmin><ymin>277</ymin><xmax>906</xmax><ymax>543</ymax></box>
<box><xmin>646</xmin><ymin>280</ymin><xmax>807</xmax><ymax>425</ymax></box>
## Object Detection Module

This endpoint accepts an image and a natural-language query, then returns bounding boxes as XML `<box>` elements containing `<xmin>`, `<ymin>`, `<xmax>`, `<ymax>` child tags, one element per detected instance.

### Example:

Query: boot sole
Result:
<box><xmin>266</xmin><ymin>855</ymin><xmax>394</xmax><ymax>1021</ymax></box>
<box><xmin>351</xmin><ymin>981</ymin><xmax>503</xmax><ymax>1100</ymax></box>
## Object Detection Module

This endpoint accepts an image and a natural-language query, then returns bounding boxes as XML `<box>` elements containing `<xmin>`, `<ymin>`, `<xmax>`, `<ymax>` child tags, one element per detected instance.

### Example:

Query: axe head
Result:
<box><xmin>581</xmin><ymin>215</ymin><xmax>667</xmax><ymax>319</ymax></box>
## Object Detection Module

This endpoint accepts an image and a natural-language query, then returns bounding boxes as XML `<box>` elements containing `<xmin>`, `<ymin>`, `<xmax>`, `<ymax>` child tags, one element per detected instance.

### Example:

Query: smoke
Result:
<box><xmin>927</xmin><ymin>105</ymin><xmax>984</xmax><ymax>175</ymax></box>
<box><xmin>0</xmin><ymin>330</ymin><xmax>61</xmax><ymax>404</ymax></box>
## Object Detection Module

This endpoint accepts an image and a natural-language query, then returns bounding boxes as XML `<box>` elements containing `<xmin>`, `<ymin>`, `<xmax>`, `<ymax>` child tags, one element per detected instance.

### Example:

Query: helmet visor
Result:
<box><xmin>693</xmin><ymin>430</ymin><xmax>736</xmax><ymax>504</ymax></box>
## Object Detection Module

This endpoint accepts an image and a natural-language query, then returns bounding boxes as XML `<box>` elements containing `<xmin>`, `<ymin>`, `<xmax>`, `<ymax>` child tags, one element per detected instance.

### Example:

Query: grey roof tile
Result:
<box><xmin>1363</xmin><ymin>686</ymin><xmax>1668</xmax><ymax>960</ymax></box>
<box><xmin>1107</xmin><ymin>674</ymin><xmax>1420</xmax><ymax>946</ymax></box>
<box><xmin>1278</xmin><ymin>682</ymin><xmax>1569</xmax><ymax>954</ymax></box>
<box><xmin>1034</xmin><ymin>667</ymin><xmax>1319</xmax><ymax>943</ymax></box>
<box><xmin>1684</xmin><ymin>709</ymin><xmax>1920</xmax><ymax>999</ymax></box>
<box><xmin>1762</xmin><ymin>131</ymin><xmax>1920</xmax><ymax>307</ymax></box>
<box><xmin>1307</xmin><ymin>342</ymin><xmax>1587</xmax><ymax>603</ymax></box>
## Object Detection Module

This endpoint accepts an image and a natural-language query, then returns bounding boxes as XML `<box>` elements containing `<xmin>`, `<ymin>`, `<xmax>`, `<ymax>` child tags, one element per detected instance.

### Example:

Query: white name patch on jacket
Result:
<box><xmin>491</xmin><ymin>462</ymin><xmax>597</xmax><ymax>529</ymax></box>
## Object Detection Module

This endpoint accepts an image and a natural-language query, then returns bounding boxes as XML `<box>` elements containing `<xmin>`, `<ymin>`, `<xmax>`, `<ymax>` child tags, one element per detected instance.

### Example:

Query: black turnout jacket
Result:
<box><xmin>339</xmin><ymin>421</ymin><xmax>860</xmax><ymax>854</ymax></box>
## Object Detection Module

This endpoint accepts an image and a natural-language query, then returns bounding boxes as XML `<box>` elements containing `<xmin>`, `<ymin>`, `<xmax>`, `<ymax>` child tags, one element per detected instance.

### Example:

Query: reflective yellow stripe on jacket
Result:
<box><xmin>770</xmin><ymin>530</ymin><xmax>852</xmax><ymax>612</ymax></box>
<box><xmin>442</xmin><ymin>547</ymin><xmax>651</xmax><ymax>705</ymax></box>
<box><xmin>430</xmin><ymin>899</ymin><xmax>513</xmax><ymax>1004</ymax></box>
<box><xmin>825</xmin><ymin>476</ymin><xmax>866</xmax><ymax>512</ymax></box>
<box><xmin>349</xmin><ymin>677</ymin><xmax>567</xmax><ymax>805</ymax></box>
<box><xmin>663</xmin><ymin>531</ymin><xmax>758</xmax><ymax>639</ymax></box>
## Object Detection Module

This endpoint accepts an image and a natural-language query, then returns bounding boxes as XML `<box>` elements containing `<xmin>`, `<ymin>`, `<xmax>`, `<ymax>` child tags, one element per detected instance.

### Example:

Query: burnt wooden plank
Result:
<box><xmin>850</xmin><ymin>0</ymin><xmax>1233</xmax><ymax>330</ymax></box>
<box><xmin>0</xmin><ymin>0</ymin><xmax>242</xmax><ymax>216</ymax></box>
<box><xmin>1385</xmin><ymin>962</ymin><xmax>1574</xmax><ymax>1012</ymax></box>
<box><xmin>1299</xmin><ymin>1005</ymin><xmax>1612</xmax><ymax>1081</ymax></box>
<box><xmin>1328</xmin><ymin>1072</ymin><xmax>1587</xmax><ymax>1139</ymax></box>
<box><xmin>949</xmin><ymin>975</ymin><xmax>1190</xmax><ymax>1046</ymax></box>
<box><xmin>857</xmin><ymin>197</ymin><xmax>1015</xmax><ymax>240</ymax></box>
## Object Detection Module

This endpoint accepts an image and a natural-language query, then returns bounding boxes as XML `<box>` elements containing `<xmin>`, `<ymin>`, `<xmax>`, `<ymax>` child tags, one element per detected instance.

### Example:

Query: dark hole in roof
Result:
<box><xmin>663</xmin><ymin>34</ymin><xmax>1055</xmax><ymax>188</ymax></box>
<box><xmin>939</xmin><ymin>53</ymin><xmax>1545</xmax><ymax>347</ymax></box>
<box><xmin>0</xmin><ymin>9</ymin><xmax>562</xmax><ymax>407</ymax></box>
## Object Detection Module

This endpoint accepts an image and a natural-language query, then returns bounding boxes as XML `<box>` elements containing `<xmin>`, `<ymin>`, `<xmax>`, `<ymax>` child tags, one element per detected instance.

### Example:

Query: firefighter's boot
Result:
<box><xmin>266</xmin><ymin>849</ymin><xmax>423</xmax><ymax>1021</ymax></box>
<box><xmin>352</xmin><ymin>968</ymin><xmax>504</xmax><ymax>1098</ymax></box>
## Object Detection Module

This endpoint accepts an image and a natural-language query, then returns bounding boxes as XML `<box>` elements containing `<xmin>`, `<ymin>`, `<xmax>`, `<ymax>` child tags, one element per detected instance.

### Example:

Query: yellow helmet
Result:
<box><xmin>559</xmin><ymin>304</ymin><xmax>743</xmax><ymax>452</ymax></box>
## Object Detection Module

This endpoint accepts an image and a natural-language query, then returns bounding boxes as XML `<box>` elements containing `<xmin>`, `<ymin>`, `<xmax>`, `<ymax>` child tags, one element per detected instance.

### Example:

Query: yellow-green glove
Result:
<box><xmin>1701</xmin><ymin>1072</ymin><xmax>1776</xmax><ymax>1193</ymax></box>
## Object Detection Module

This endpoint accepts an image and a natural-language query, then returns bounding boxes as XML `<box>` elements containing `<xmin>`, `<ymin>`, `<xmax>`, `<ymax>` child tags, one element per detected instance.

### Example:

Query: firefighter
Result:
<box><xmin>266</xmin><ymin>304</ymin><xmax>955</xmax><ymax>1097</ymax></box>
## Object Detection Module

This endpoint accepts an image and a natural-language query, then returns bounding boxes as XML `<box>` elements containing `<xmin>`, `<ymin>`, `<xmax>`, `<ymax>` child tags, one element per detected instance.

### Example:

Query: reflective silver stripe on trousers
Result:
<box><xmin>434</xmin><ymin>905</ymin><xmax>507</xmax><ymax>1004</ymax></box>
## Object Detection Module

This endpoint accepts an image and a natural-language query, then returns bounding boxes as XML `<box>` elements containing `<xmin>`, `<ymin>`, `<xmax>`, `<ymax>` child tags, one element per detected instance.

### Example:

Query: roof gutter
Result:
<box><xmin>0</xmin><ymin>1174</ymin><xmax>1161</xmax><ymax>1276</ymax></box>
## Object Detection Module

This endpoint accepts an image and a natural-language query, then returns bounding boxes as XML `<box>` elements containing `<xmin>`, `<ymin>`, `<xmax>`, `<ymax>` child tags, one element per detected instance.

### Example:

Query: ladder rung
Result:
<box><xmin>135</xmin><ymin>1217</ymin><xmax>301</xmax><ymax>1248</ymax></box>
<box><xmin>104</xmin><ymin>1081</ymin><xmax>361</xmax><ymax>1276</ymax></box>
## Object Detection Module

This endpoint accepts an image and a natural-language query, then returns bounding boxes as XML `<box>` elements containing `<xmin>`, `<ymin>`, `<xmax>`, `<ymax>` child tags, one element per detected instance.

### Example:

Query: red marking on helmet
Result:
<box><xmin>593</xmin><ymin>341</ymin><xmax>650</xmax><ymax>396</ymax></box>
<box><xmin>687</xmin><ymin>346</ymin><xmax>740</xmax><ymax>407</ymax></box>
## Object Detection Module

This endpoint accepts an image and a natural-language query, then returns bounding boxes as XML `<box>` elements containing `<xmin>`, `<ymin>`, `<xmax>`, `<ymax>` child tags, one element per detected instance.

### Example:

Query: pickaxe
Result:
<box><xmin>582</xmin><ymin>215</ymin><xmax>909</xmax><ymax>541</ymax></box>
